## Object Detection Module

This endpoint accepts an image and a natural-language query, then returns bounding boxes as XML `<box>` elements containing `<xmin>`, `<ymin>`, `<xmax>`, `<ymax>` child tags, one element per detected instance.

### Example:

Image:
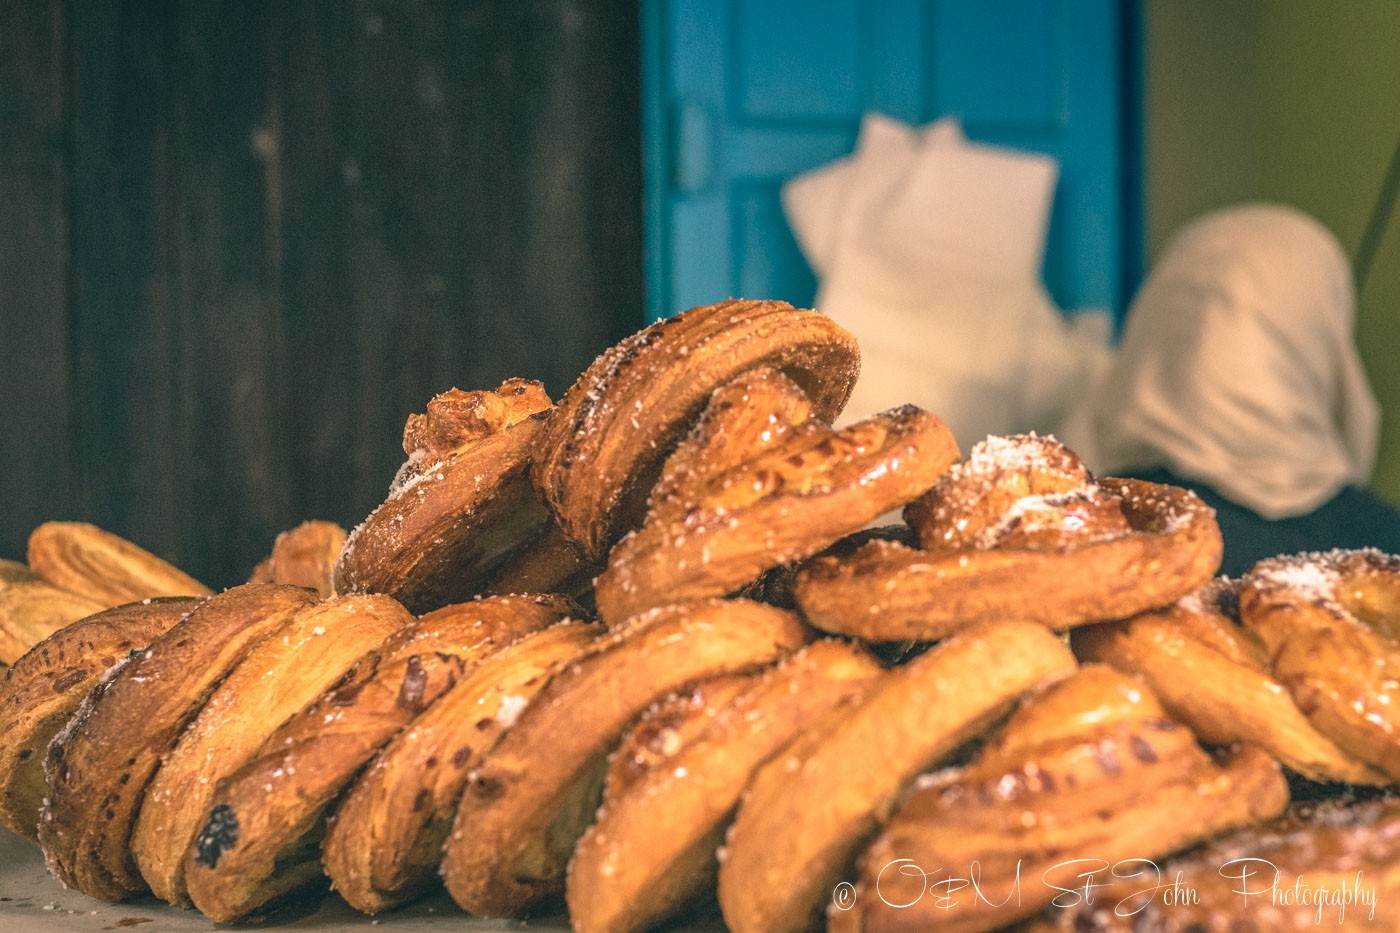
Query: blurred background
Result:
<box><xmin>1</xmin><ymin>0</ymin><xmax>1397</xmax><ymax>586</ymax></box>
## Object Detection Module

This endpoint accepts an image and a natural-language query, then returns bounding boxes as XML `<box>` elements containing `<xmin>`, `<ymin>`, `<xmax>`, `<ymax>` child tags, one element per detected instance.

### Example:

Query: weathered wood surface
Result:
<box><xmin>0</xmin><ymin>0</ymin><xmax>643</xmax><ymax>586</ymax></box>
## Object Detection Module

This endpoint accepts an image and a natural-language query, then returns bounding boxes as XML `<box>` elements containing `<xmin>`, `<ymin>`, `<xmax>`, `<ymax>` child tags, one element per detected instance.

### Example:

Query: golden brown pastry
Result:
<box><xmin>834</xmin><ymin>666</ymin><xmax>1290</xmax><ymax>933</ymax></box>
<box><xmin>323</xmin><ymin>619</ymin><xmax>603</xmax><ymax>914</ymax></box>
<box><xmin>38</xmin><ymin>584</ymin><xmax>317</xmax><ymax>900</ymax></box>
<box><xmin>131</xmin><ymin>594</ymin><xmax>411</xmax><ymax>904</ymax></box>
<box><xmin>595</xmin><ymin>367</ymin><xmax>958</xmax><ymax>624</ymax></box>
<box><xmin>796</xmin><ymin>459</ymin><xmax>1221</xmax><ymax>642</ymax></box>
<box><xmin>568</xmin><ymin>640</ymin><xmax>885</xmax><ymax>933</ymax></box>
<box><xmin>27</xmin><ymin>521</ymin><xmax>211</xmax><ymax>605</ymax></box>
<box><xmin>332</xmin><ymin>380</ymin><xmax>559</xmax><ymax>613</ymax></box>
<box><xmin>440</xmin><ymin>598</ymin><xmax>811</xmax><ymax>918</ymax></box>
<box><xmin>717</xmin><ymin>620</ymin><xmax>1077</xmax><ymax>933</ymax></box>
<box><xmin>1075</xmin><ymin>578</ymin><xmax>1389</xmax><ymax>785</ymax></box>
<box><xmin>481</xmin><ymin>522</ymin><xmax>600</xmax><ymax>601</ymax></box>
<box><xmin>0</xmin><ymin>597</ymin><xmax>200</xmax><ymax>840</ymax></box>
<box><xmin>532</xmin><ymin>299</ymin><xmax>861</xmax><ymax>561</ymax></box>
<box><xmin>247</xmin><ymin>519</ymin><xmax>347</xmax><ymax>596</ymax></box>
<box><xmin>0</xmin><ymin>574</ymin><xmax>106</xmax><ymax>665</ymax></box>
<box><xmin>1240</xmin><ymin>549</ymin><xmax>1400</xmax><ymax>781</ymax></box>
<box><xmin>1019</xmin><ymin>796</ymin><xmax>1400</xmax><ymax>932</ymax></box>
<box><xmin>183</xmin><ymin>593</ymin><xmax>578</xmax><ymax>922</ymax></box>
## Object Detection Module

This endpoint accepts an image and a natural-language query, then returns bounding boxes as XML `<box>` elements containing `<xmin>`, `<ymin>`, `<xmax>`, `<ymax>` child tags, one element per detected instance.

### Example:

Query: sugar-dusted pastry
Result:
<box><xmin>533</xmin><ymin>299</ymin><xmax>861</xmax><ymax>561</ymax></box>
<box><xmin>27</xmin><ymin>521</ymin><xmax>211</xmax><ymax>605</ymax></box>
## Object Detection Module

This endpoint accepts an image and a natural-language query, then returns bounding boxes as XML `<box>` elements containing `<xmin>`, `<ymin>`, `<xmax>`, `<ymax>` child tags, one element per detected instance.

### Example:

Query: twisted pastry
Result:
<box><xmin>248</xmin><ymin>519</ymin><xmax>347</xmax><ymax>597</ymax></box>
<box><xmin>27</xmin><ymin>521</ymin><xmax>211</xmax><ymax>605</ymax></box>
<box><xmin>832</xmin><ymin>665</ymin><xmax>1290</xmax><ymax>933</ymax></box>
<box><xmin>131</xmin><ymin>594</ymin><xmax>412</xmax><ymax>905</ymax></box>
<box><xmin>1020</xmin><ymin>796</ymin><xmax>1400</xmax><ymax>932</ymax></box>
<box><xmin>1074</xmin><ymin>579</ymin><xmax>1389</xmax><ymax>785</ymax></box>
<box><xmin>39</xmin><ymin>584</ymin><xmax>318</xmax><ymax>900</ymax></box>
<box><xmin>0</xmin><ymin>597</ymin><xmax>200</xmax><ymax>840</ymax></box>
<box><xmin>795</xmin><ymin>436</ymin><xmax>1221</xmax><ymax>641</ymax></box>
<box><xmin>333</xmin><ymin>380</ymin><xmax>559</xmax><ymax>613</ymax></box>
<box><xmin>532</xmin><ymin>299</ymin><xmax>860</xmax><ymax>561</ymax></box>
<box><xmin>323</xmin><ymin>619</ymin><xmax>602</xmax><ymax>913</ymax></box>
<box><xmin>440</xmin><ymin>599</ymin><xmax>811</xmax><ymax>918</ymax></box>
<box><xmin>717</xmin><ymin>620</ymin><xmax>1077</xmax><ymax>933</ymax></box>
<box><xmin>1240</xmin><ymin>549</ymin><xmax>1400</xmax><ymax>781</ymax></box>
<box><xmin>183</xmin><ymin>593</ymin><xmax>579</xmax><ymax>922</ymax></box>
<box><xmin>595</xmin><ymin>368</ymin><xmax>957</xmax><ymax>624</ymax></box>
<box><xmin>0</xmin><ymin>573</ymin><xmax>106</xmax><ymax>665</ymax></box>
<box><xmin>568</xmin><ymin>640</ymin><xmax>885</xmax><ymax>933</ymax></box>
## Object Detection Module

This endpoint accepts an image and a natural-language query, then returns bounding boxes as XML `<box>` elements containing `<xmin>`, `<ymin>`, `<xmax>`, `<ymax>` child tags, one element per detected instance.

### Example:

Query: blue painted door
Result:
<box><xmin>643</xmin><ymin>0</ymin><xmax>1137</xmax><ymax>321</ymax></box>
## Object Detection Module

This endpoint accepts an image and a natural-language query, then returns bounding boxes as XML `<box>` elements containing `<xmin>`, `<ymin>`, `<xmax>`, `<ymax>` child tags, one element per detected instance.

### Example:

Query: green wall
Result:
<box><xmin>1146</xmin><ymin>0</ymin><xmax>1400</xmax><ymax>502</ymax></box>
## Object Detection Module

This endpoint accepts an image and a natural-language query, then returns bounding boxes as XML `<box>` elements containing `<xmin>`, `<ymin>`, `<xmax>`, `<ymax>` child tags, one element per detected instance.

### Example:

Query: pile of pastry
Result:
<box><xmin>1</xmin><ymin>299</ymin><xmax>1397</xmax><ymax>933</ymax></box>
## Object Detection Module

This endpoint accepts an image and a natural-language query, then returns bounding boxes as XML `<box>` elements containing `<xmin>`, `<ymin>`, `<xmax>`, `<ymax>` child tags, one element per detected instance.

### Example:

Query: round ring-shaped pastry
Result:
<box><xmin>831</xmin><ymin>665</ymin><xmax>1289</xmax><ymax>933</ymax></box>
<box><xmin>334</xmin><ymin>380</ymin><xmax>558</xmax><ymax>614</ymax></box>
<box><xmin>532</xmin><ymin>298</ymin><xmax>860</xmax><ymax>561</ymax></box>
<box><xmin>595</xmin><ymin>390</ymin><xmax>958</xmax><ymax>624</ymax></box>
<box><xmin>717</xmin><ymin>620</ymin><xmax>1076</xmax><ymax>933</ymax></box>
<box><xmin>1074</xmin><ymin>579</ymin><xmax>1389</xmax><ymax>785</ymax></box>
<box><xmin>322</xmin><ymin>619</ymin><xmax>602</xmax><ymax>914</ymax></box>
<box><xmin>794</xmin><ymin>477</ymin><xmax>1222</xmax><ymax>642</ymax></box>
<box><xmin>1240</xmin><ymin>548</ymin><xmax>1400</xmax><ymax>780</ymax></box>
<box><xmin>0</xmin><ymin>597</ymin><xmax>200</xmax><ymax>841</ymax></box>
<box><xmin>247</xmin><ymin>520</ymin><xmax>346</xmax><ymax>597</ymax></box>
<box><xmin>440</xmin><ymin>598</ymin><xmax>810</xmax><ymax>918</ymax></box>
<box><xmin>27</xmin><ymin>521</ymin><xmax>211</xmax><ymax>605</ymax></box>
<box><xmin>182</xmin><ymin>593</ymin><xmax>580</xmax><ymax>923</ymax></box>
<box><xmin>568</xmin><ymin>640</ymin><xmax>884</xmax><ymax>933</ymax></box>
<box><xmin>131</xmin><ymin>594</ymin><xmax>412</xmax><ymax>905</ymax></box>
<box><xmin>39</xmin><ymin>584</ymin><xmax>318</xmax><ymax>901</ymax></box>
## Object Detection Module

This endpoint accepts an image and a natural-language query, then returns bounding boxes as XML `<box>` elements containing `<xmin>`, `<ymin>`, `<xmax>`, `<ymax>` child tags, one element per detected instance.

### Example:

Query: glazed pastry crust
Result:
<box><xmin>131</xmin><ymin>594</ymin><xmax>411</xmax><ymax>904</ymax></box>
<box><xmin>440</xmin><ymin>599</ymin><xmax>811</xmax><ymax>918</ymax></box>
<box><xmin>27</xmin><ymin>521</ymin><xmax>211</xmax><ymax>605</ymax></box>
<box><xmin>0</xmin><ymin>576</ymin><xmax>106</xmax><ymax>665</ymax></box>
<box><xmin>0</xmin><ymin>597</ymin><xmax>200</xmax><ymax>840</ymax></box>
<box><xmin>333</xmin><ymin>381</ymin><xmax>557</xmax><ymax>614</ymax></box>
<box><xmin>567</xmin><ymin>640</ymin><xmax>885</xmax><ymax>933</ymax></box>
<box><xmin>38</xmin><ymin>584</ymin><xmax>317</xmax><ymax>901</ymax></box>
<box><xmin>532</xmin><ymin>299</ymin><xmax>861</xmax><ymax>561</ymax></box>
<box><xmin>182</xmin><ymin>593</ymin><xmax>578</xmax><ymax>923</ymax></box>
<box><xmin>795</xmin><ymin>478</ymin><xmax>1222</xmax><ymax>641</ymax></box>
<box><xmin>595</xmin><ymin>370</ymin><xmax>957</xmax><ymax>624</ymax></box>
<box><xmin>717</xmin><ymin>620</ymin><xmax>1077</xmax><ymax>933</ymax></box>
<box><xmin>1074</xmin><ymin>582</ymin><xmax>1389</xmax><ymax>785</ymax></box>
<box><xmin>833</xmin><ymin>666</ymin><xmax>1290</xmax><ymax>933</ymax></box>
<box><xmin>323</xmin><ymin>619</ymin><xmax>602</xmax><ymax>914</ymax></box>
<box><xmin>247</xmin><ymin>520</ymin><xmax>347</xmax><ymax>597</ymax></box>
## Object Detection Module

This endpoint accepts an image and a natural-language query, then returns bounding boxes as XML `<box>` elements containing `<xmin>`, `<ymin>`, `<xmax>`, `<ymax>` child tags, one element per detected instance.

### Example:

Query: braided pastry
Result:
<box><xmin>1240</xmin><ymin>549</ymin><xmax>1400</xmax><ymax>781</ymax></box>
<box><xmin>0</xmin><ymin>597</ymin><xmax>200</xmax><ymax>840</ymax></box>
<box><xmin>595</xmin><ymin>368</ymin><xmax>957</xmax><ymax>623</ymax></box>
<box><xmin>183</xmin><ymin>593</ymin><xmax>579</xmax><ymax>922</ymax></box>
<box><xmin>333</xmin><ymin>380</ymin><xmax>562</xmax><ymax>613</ymax></box>
<box><xmin>795</xmin><ymin>436</ymin><xmax>1221</xmax><ymax>641</ymax></box>
<box><xmin>27</xmin><ymin>521</ymin><xmax>211</xmax><ymax>605</ymax></box>
<box><xmin>131</xmin><ymin>594</ymin><xmax>412</xmax><ymax>905</ymax></box>
<box><xmin>717</xmin><ymin>620</ymin><xmax>1076</xmax><ymax>933</ymax></box>
<box><xmin>247</xmin><ymin>519</ymin><xmax>346</xmax><ymax>596</ymax></box>
<box><xmin>39</xmin><ymin>584</ymin><xmax>317</xmax><ymax>900</ymax></box>
<box><xmin>440</xmin><ymin>599</ymin><xmax>810</xmax><ymax>918</ymax></box>
<box><xmin>532</xmin><ymin>299</ymin><xmax>860</xmax><ymax>561</ymax></box>
<box><xmin>568</xmin><ymin>639</ymin><xmax>885</xmax><ymax>933</ymax></box>
<box><xmin>1075</xmin><ymin>579</ymin><xmax>1389</xmax><ymax>785</ymax></box>
<box><xmin>322</xmin><ymin>618</ymin><xmax>602</xmax><ymax>913</ymax></box>
<box><xmin>832</xmin><ymin>665</ymin><xmax>1290</xmax><ymax>933</ymax></box>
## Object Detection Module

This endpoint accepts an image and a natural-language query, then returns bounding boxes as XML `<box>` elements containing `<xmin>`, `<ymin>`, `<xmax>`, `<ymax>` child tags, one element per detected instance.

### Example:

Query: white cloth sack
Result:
<box><xmin>1065</xmin><ymin>203</ymin><xmax>1378</xmax><ymax>518</ymax></box>
<box><xmin>783</xmin><ymin>114</ymin><xmax>1112</xmax><ymax>453</ymax></box>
